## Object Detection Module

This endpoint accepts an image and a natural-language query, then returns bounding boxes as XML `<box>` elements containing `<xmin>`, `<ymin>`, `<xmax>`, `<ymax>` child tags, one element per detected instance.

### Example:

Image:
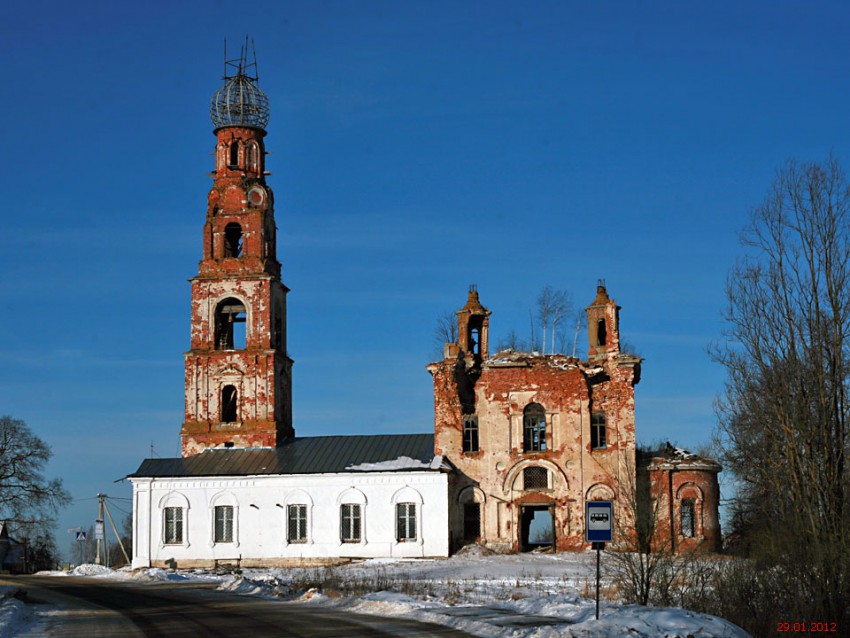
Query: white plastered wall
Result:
<box><xmin>130</xmin><ymin>470</ymin><xmax>449</xmax><ymax>568</ymax></box>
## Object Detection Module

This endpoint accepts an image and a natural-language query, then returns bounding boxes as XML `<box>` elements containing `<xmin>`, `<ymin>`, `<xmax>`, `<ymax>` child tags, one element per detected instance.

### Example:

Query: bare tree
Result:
<box><xmin>0</xmin><ymin>417</ymin><xmax>70</xmax><ymax>572</ymax></box>
<box><xmin>605</xmin><ymin>452</ymin><xmax>677</xmax><ymax>605</ymax></box>
<box><xmin>431</xmin><ymin>311</ymin><xmax>458</xmax><ymax>360</ymax></box>
<box><xmin>535</xmin><ymin>286</ymin><xmax>573</xmax><ymax>354</ymax></box>
<box><xmin>712</xmin><ymin>156</ymin><xmax>850</xmax><ymax>626</ymax></box>
<box><xmin>0</xmin><ymin>416</ymin><xmax>70</xmax><ymax>523</ymax></box>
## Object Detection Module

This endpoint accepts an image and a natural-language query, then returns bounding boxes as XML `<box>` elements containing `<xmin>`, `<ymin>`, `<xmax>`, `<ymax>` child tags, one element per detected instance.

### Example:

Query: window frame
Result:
<box><xmin>522</xmin><ymin>403</ymin><xmax>547</xmax><ymax>452</ymax></box>
<box><xmin>163</xmin><ymin>506</ymin><xmax>184</xmax><ymax>545</ymax></box>
<box><xmin>340</xmin><ymin>503</ymin><xmax>362</xmax><ymax>544</ymax></box>
<box><xmin>462</xmin><ymin>415</ymin><xmax>479</xmax><ymax>453</ymax></box>
<box><xmin>396</xmin><ymin>502</ymin><xmax>417</xmax><ymax>542</ymax></box>
<box><xmin>214</xmin><ymin>505</ymin><xmax>234</xmax><ymax>543</ymax></box>
<box><xmin>591</xmin><ymin>411</ymin><xmax>607</xmax><ymax>450</ymax></box>
<box><xmin>681</xmin><ymin>498</ymin><xmax>696</xmax><ymax>539</ymax></box>
<box><xmin>287</xmin><ymin>503</ymin><xmax>308</xmax><ymax>544</ymax></box>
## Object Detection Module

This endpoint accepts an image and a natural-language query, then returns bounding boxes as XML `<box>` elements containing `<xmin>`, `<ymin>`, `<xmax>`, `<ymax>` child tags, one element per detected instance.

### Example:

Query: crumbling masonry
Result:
<box><xmin>429</xmin><ymin>286</ymin><xmax>721</xmax><ymax>553</ymax></box>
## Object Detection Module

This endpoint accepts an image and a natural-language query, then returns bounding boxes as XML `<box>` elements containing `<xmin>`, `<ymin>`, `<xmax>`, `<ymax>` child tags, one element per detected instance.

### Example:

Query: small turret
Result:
<box><xmin>444</xmin><ymin>285</ymin><xmax>491</xmax><ymax>364</ymax></box>
<box><xmin>586</xmin><ymin>280</ymin><xmax>620</xmax><ymax>361</ymax></box>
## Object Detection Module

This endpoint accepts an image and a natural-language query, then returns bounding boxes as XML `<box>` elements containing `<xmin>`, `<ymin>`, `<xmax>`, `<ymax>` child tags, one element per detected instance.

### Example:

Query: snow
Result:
<box><xmin>0</xmin><ymin>587</ymin><xmax>31</xmax><ymax>638</ymax></box>
<box><xmin>345</xmin><ymin>455</ymin><xmax>444</xmax><ymax>471</ymax></box>
<box><xmin>7</xmin><ymin>555</ymin><xmax>750</xmax><ymax>638</ymax></box>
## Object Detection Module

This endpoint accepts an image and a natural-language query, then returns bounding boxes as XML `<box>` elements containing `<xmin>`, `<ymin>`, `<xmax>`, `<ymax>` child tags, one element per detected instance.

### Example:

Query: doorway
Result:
<box><xmin>519</xmin><ymin>505</ymin><xmax>555</xmax><ymax>552</ymax></box>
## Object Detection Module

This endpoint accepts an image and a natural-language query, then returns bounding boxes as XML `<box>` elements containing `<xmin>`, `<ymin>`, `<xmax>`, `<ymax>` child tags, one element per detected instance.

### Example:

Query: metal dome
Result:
<box><xmin>210</xmin><ymin>72</ymin><xmax>270</xmax><ymax>130</ymax></box>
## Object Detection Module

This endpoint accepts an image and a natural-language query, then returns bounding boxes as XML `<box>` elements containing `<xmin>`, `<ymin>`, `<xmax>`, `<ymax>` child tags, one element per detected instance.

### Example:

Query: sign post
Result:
<box><xmin>585</xmin><ymin>501</ymin><xmax>613</xmax><ymax>620</ymax></box>
<box><xmin>75</xmin><ymin>530</ymin><xmax>87</xmax><ymax>565</ymax></box>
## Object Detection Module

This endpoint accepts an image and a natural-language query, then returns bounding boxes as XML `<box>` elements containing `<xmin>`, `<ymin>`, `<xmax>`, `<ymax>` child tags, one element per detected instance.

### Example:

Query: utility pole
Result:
<box><xmin>95</xmin><ymin>494</ymin><xmax>107</xmax><ymax>566</ymax></box>
<box><xmin>103</xmin><ymin>497</ymin><xmax>131</xmax><ymax>566</ymax></box>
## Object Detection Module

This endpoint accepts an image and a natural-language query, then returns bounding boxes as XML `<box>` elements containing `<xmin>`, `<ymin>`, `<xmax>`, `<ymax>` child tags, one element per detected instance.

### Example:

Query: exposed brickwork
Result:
<box><xmin>640</xmin><ymin>447</ymin><xmax>722</xmax><ymax>552</ymax></box>
<box><xmin>429</xmin><ymin>286</ymin><xmax>721</xmax><ymax>554</ymax></box>
<box><xmin>180</xmin><ymin>124</ymin><xmax>293</xmax><ymax>456</ymax></box>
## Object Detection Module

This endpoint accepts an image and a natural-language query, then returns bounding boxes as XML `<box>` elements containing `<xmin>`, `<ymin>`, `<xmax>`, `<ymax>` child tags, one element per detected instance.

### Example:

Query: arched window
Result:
<box><xmin>223</xmin><ymin>223</ymin><xmax>242</xmax><ymax>258</ymax></box>
<box><xmin>229</xmin><ymin>142</ymin><xmax>239</xmax><ymax>167</ymax></box>
<box><xmin>597</xmin><ymin>318</ymin><xmax>607</xmax><ymax>346</ymax></box>
<box><xmin>246</xmin><ymin>142</ymin><xmax>258</xmax><ymax>171</ymax></box>
<box><xmin>221</xmin><ymin>385</ymin><xmax>238</xmax><ymax>423</ymax></box>
<box><xmin>523</xmin><ymin>403</ymin><xmax>547</xmax><ymax>452</ymax></box>
<box><xmin>681</xmin><ymin>499</ymin><xmax>695</xmax><ymax>538</ymax></box>
<box><xmin>214</xmin><ymin>298</ymin><xmax>246</xmax><ymax>350</ymax></box>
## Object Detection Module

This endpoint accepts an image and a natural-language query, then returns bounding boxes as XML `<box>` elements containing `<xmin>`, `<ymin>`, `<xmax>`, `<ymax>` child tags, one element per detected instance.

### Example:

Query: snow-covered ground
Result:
<box><xmin>4</xmin><ymin>551</ymin><xmax>750</xmax><ymax>637</ymax></box>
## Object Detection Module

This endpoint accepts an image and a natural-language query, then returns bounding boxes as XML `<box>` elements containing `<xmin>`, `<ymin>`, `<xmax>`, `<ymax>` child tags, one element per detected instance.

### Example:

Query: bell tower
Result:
<box><xmin>586</xmin><ymin>280</ymin><xmax>620</xmax><ymax>361</ymax></box>
<box><xmin>181</xmin><ymin>44</ymin><xmax>293</xmax><ymax>456</ymax></box>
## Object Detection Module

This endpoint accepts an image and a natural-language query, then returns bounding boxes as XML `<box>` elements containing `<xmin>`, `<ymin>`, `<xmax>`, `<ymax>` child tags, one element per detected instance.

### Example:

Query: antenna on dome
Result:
<box><xmin>222</xmin><ymin>36</ymin><xmax>260</xmax><ymax>81</ymax></box>
<box><xmin>212</xmin><ymin>37</ymin><xmax>270</xmax><ymax>129</ymax></box>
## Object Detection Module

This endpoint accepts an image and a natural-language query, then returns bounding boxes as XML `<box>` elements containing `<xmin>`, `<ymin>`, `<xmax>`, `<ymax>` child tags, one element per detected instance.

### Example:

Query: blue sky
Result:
<box><xmin>2</xmin><ymin>1</ymin><xmax>850</xmax><ymax>556</ymax></box>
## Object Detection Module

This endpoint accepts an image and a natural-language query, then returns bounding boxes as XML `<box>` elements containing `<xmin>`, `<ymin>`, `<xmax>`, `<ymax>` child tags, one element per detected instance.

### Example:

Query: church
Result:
<box><xmin>128</xmin><ymin>54</ymin><xmax>721</xmax><ymax>569</ymax></box>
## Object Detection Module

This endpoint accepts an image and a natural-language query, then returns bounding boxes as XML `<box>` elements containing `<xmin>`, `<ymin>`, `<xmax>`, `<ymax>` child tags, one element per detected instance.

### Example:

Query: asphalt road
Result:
<box><xmin>1</xmin><ymin>576</ymin><xmax>477</xmax><ymax>637</ymax></box>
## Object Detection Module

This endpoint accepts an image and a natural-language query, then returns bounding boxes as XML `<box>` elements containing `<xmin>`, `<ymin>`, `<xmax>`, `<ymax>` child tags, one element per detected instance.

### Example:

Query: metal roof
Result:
<box><xmin>128</xmin><ymin>433</ymin><xmax>438</xmax><ymax>478</ymax></box>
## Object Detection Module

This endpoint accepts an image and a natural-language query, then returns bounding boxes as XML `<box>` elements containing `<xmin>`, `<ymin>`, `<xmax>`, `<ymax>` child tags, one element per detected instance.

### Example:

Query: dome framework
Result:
<box><xmin>210</xmin><ymin>39</ymin><xmax>270</xmax><ymax>130</ymax></box>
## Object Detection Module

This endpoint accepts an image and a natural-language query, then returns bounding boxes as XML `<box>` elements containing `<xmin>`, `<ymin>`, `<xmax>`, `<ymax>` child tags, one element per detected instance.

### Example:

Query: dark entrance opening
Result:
<box><xmin>463</xmin><ymin>503</ymin><xmax>481</xmax><ymax>543</ymax></box>
<box><xmin>519</xmin><ymin>505</ymin><xmax>555</xmax><ymax>552</ymax></box>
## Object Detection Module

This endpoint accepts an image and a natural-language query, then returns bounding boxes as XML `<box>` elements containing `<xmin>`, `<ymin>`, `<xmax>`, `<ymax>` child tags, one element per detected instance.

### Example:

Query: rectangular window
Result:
<box><xmin>523</xmin><ymin>466</ymin><xmax>549</xmax><ymax>490</ymax></box>
<box><xmin>288</xmin><ymin>504</ymin><xmax>308</xmax><ymax>543</ymax></box>
<box><xmin>681</xmin><ymin>499</ymin><xmax>695</xmax><ymax>538</ymax></box>
<box><xmin>463</xmin><ymin>503</ymin><xmax>481</xmax><ymax>542</ymax></box>
<box><xmin>340</xmin><ymin>504</ymin><xmax>362</xmax><ymax>543</ymax></box>
<box><xmin>164</xmin><ymin>507</ymin><xmax>183</xmax><ymax>544</ymax></box>
<box><xmin>462</xmin><ymin>415</ymin><xmax>479</xmax><ymax>453</ymax></box>
<box><xmin>591</xmin><ymin>412</ymin><xmax>607</xmax><ymax>449</ymax></box>
<box><xmin>214</xmin><ymin>505</ymin><xmax>233</xmax><ymax>543</ymax></box>
<box><xmin>396</xmin><ymin>502</ymin><xmax>417</xmax><ymax>542</ymax></box>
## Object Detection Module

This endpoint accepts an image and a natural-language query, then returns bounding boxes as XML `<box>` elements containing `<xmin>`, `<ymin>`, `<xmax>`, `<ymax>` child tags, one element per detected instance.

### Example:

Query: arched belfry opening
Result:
<box><xmin>214</xmin><ymin>298</ymin><xmax>247</xmax><ymax>350</ymax></box>
<box><xmin>455</xmin><ymin>285</ymin><xmax>491</xmax><ymax>362</ymax></box>
<box><xmin>224</xmin><ymin>223</ymin><xmax>243</xmax><ymax>258</ymax></box>
<box><xmin>586</xmin><ymin>280</ymin><xmax>620</xmax><ymax>360</ymax></box>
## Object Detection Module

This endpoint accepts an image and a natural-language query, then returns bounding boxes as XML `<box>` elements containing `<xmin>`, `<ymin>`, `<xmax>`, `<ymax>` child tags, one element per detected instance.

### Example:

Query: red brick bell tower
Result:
<box><xmin>181</xmin><ymin>47</ymin><xmax>293</xmax><ymax>456</ymax></box>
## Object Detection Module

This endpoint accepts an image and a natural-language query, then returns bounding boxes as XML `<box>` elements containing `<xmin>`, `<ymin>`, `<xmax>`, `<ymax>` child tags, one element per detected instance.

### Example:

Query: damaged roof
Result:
<box><xmin>638</xmin><ymin>442</ymin><xmax>722</xmax><ymax>472</ymax></box>
<box><xmin>128</xmin><ymin>433</ymin><xmax>442</xmax><ymax>478</ymax></box>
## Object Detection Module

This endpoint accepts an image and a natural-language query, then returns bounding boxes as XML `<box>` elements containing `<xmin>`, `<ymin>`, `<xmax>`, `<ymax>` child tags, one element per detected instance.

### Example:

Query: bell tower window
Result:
<box><xmin>215</xmin><ymin>298</ymin><xmax>247</xmax><ymax>350</ymax></box>
<box><xmin>221</xmin><ymin>385</ymin><xmax>238</xmax><ymax>423</ymax></box>
<box><xmin>229</xmin><ymin>142</ymin><xmax>239</xmax><ymax>168</ymax></box>
<box><xmin>597</xmin><ymin>319</ymin><xmax>607</xmax><ymax>346</ymax></box>
<box><xmin>246</xmin><ymin>142</ymin><xmax>258</xmax><ymax>172</ymax></box>
<box><xmin>469</xmin><ymin>327</ymin><xmax>481</xmax><ymax>356</ymax></box>
<box><xmin>224</xmin><ymin>223</ymin><xmax>243</xmax><ymax>258</ymax></box>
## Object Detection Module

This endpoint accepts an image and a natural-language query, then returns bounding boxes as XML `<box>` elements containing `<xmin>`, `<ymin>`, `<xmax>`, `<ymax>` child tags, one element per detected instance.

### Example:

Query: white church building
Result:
<box><xmin>130</xmin><ymin>437</ymin><xmax>449</xmax><ymax>568</ymax></box>
<box><xmin>128</xmin><ymin>54</ymin><xmax>451</xmax><ymax>569</ymax></box>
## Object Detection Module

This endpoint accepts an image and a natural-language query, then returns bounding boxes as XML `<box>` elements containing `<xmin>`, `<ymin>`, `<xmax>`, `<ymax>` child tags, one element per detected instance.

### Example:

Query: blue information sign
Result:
<box><xmin>586</xmin><ymin>501</ymin><xmax>613</xmax><ymax>543</ymax></box>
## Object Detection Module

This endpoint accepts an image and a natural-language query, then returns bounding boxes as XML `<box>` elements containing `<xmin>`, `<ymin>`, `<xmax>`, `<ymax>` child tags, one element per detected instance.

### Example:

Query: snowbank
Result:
<box><xmin>17</xmin><ymin>554</ymin><xmax>749</xmax><ymax>638</ymax></box>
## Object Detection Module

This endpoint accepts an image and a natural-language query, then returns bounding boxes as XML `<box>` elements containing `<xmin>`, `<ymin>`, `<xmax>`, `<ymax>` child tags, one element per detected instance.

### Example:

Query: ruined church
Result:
<box><xmin>129</xmin><ymin>54</ymin><xmax>720</xmax><ymax>568</ymax></box>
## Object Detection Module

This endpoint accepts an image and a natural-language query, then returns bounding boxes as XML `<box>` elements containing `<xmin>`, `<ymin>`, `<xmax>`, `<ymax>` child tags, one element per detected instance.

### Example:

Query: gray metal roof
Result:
<box><xmin>129</xmin><ymin>433</ymin><xmax>438</xmax><ymax>478</ymax></box>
